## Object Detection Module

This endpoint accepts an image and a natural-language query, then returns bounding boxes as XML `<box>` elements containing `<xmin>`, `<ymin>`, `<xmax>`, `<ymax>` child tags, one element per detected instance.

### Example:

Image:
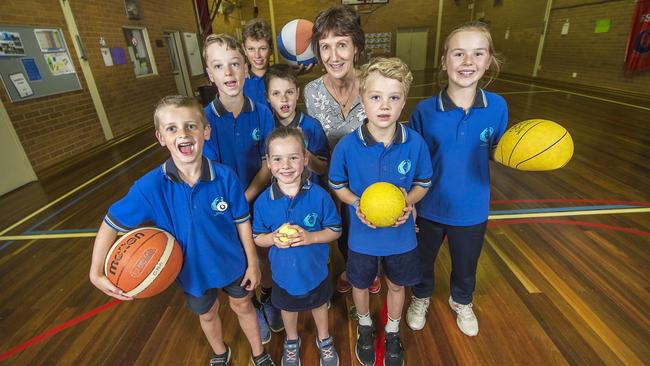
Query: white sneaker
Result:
<box><xmin>406</xmin><ymin>296</ymin><xmax>430</xmax><ymax>330</ymax></box>
<box><xmin>448</xmin><ymin>296</ymin><xmax>478</xmax><ymax>336</ymax></box>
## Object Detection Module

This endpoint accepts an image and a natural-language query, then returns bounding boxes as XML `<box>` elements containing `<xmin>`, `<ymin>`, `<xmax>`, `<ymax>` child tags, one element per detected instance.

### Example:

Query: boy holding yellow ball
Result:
<box><xmin>253</xmin><ymin>127</ymin><xmax>342</xmax><ymax>366</ymax></box>
<box><xmin>328</xmin><ymin>57</ymin><xmax>432</xmax><ymax>366</ymax></box>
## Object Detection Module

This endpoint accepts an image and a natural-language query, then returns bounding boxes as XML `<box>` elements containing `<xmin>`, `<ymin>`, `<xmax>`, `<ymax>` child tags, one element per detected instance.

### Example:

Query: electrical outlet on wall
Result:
<box><xmin>572</xmin><ymin>72</ymin><xmax>578</xmax><ymax>78</ymax></box>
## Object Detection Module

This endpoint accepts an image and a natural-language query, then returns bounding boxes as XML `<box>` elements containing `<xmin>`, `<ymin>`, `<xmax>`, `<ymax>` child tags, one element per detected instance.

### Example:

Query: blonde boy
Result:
<box><xmin>328</xmin><ymin>58</ymin><xmax>432</xmax><ymax>366</ymax></box>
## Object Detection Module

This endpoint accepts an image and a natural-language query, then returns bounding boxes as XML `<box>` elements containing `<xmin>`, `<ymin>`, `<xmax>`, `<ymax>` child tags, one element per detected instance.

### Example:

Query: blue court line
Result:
<box><xmin>0</xmin><ymin>147</ymin><xmax>160</xmax><ymax>251</ymax></box>
<box><xmin>488</xmin><ymin>204</ymin><xmax>640</xmax><ymax>215</ymax></box>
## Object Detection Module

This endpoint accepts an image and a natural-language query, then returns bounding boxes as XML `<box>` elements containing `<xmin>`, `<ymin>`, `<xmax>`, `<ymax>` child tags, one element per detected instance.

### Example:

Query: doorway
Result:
<box><xmin>163</xmin><ymin>31</ymin><xmax>192</xmax><ymax>96</ymax></box>
<box><xmin>396</xmin><ymin>27</ymin><xmax>429</xmax><ymax>71</ymax></box>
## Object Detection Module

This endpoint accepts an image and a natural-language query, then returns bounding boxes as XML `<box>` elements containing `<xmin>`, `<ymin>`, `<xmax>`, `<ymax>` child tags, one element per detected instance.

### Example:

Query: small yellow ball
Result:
<box><xmin>278</xmin><ymin>225</ymin><xmax>298</xmax><ymax>243</ymax></box>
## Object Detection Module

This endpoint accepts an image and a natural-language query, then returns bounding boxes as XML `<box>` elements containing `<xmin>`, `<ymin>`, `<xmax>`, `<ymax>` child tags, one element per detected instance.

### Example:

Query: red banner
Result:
<box><xmin>625</xmin><ymin>0</ymin><xmax>650</xmax><ymax>73</ymax></box>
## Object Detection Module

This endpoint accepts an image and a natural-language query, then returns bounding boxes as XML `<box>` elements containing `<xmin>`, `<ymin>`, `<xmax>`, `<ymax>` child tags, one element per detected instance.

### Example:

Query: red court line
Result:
<box><xmin>375</xmin><ymin>298</ymin><xmax>388</xmax><ymax>365</ymax></box>
<box><xmin>490</xmin><ymin>199</ymin><xmax>650</xmax><ymax>206</ymax></box>
<box><xmin>0</xmin><ymin>299</ymin><xmax>122</xmax><ymax>362</ymax></box>
<box><xmin>489</xmin><ymin>218</ymin><xmax>650</xmax><ymax>237</ymax></box>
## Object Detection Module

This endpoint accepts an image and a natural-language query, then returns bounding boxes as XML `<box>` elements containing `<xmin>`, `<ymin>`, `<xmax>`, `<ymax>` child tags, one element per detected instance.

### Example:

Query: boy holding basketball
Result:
<box><xmin>201</xmin><ymin>33</ymin><xmax>282</xmax><ymax>345</ymax></box>
<box><xmin>264</xmin><ymin>64</ymin><xmax>329</xmax><ymax>186</ymax></box>
<box><xmin>89</xmin><ymin>95</ymin><xmax>274</xmax><ymax>366</ymax></box>
<box><xmin>328</xmin><ymin>58</ymin><xmax>432</xmax><ymax>366</ymax></box>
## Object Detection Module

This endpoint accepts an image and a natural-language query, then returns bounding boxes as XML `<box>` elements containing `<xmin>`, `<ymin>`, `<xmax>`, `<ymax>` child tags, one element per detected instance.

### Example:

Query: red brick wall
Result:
<box><xmin>474</xmin><ymin>0</ymin><xmax>650</xmax><ymax>96</ymax></box>
<box><xmin>0</xmin><ymin>0</ymin><xmax>208</xmax><ymax>176</ymax></box>
<box><xmin>0</xmin><ymin>1</ymin><xmax>105</xmax><ymax>174</ymax></box>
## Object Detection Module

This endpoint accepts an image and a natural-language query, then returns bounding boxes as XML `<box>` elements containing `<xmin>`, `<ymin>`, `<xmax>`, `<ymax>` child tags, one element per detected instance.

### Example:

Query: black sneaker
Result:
<box><xmin>210</xmin><ymin>344</ymin><xmax>231</xmax><ymax>366</ymax></box>
<box><xmin>355</xmin><ymin>324</ymin><xmax>375</xmax><ymax>366</ymax></box>
<box><xmin>384</xmin><ymin>331</ymin><xmax>404</xmax><ymax>366</ymax></box>
<box><xmin>252</xmin><ymin>350</ymin><xmax>276</xmax><ymax>366</ymax></box>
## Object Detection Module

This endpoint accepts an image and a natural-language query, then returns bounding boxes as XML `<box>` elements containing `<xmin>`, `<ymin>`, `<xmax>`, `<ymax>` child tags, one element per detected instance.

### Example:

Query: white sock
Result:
<box><xmin>358</xmin><ymin>312</ymin><xmax>373</xmax><ymax>326</ymax></box>
<box><xmin>385</xmin><ymin>316</ymin><xmax>400</xmax><ymax>333</ymax></box>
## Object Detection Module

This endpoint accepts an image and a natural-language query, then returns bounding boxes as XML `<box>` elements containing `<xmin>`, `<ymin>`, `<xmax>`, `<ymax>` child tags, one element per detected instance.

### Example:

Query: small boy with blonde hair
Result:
<box><xmin>328</xmin><ymin>58</ymin><xmax>432</xmax><ymax>366</ymax></box>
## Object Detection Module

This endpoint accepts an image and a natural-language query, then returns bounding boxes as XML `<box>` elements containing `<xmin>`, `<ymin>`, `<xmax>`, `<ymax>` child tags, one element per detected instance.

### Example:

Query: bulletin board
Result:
<box><xmin>0</xmin><ymin>25</ymin><xmax>82</xmax><ymax>103</ymax></box>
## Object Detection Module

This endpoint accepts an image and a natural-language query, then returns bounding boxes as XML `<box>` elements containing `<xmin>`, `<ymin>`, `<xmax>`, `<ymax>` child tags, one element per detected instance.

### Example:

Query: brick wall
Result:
<box><xmin>0</xmin><ymin>0</ymin><xmax>208</xmax><ymax>176</ymax></box>
<box><xmin>0</xmin><ymin>1</ymin><xmax>105</xmax><ymax>174</ymax></box>
<box><xmin>68</xmin><ymin>0</ymin><xmax>207</xmax><ymax>137</ymax></box>
<box><xmin>474</xmin><ymin>0</ymin><xmax>650</xmax><ymax>96</ymax></box>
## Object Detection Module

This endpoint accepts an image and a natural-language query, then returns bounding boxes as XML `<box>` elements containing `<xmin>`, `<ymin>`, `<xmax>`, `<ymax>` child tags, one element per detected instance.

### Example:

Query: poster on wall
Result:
<box><xmin>34</xmin><ymin>29</ymin><xmax>65</xmax><ymax>52</ymax></box>
<box><xmin>0</xmin><ymin>31</ymin><xmax>25</xmax><ymax>56</ymax></box>
<box><xmin>21</xmin><ymin>57</ymin><xmax>42</xmax><ymax>81</ymax></box>
<box><xmin>9</xmin><ymin>73</ymin><xmax>33</xmax><ymax>97</ymax></box>
<box><xmin>44</xmin><ymin>52</ymin><xmax>75</xmax><ymax>75</ymax></box>
<box><xmin>625</xmin><ymin>0</ymin><xmax>650</xmax><ymax>73</ymax></box>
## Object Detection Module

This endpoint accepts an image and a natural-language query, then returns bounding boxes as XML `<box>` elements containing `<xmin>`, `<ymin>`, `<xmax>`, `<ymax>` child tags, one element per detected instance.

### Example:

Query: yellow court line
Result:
<box><xmin>3</xmin><ymin>207</ymin><xmax>648</xmax><ymax>242</ymax></box>
<box><xmin>0</xmin><ymin>143</ymin><xmax>159</xmax><ymax>237</ymax></box>
<box><xmin>497</xmin><ymin>78</ymin><xmax>650</xmax><ymax>111</ymax></box>
<box><xmin>487</xmin><ymin>239</ymin><xmax>541</xmax><ymax>294</ymax></box>
<box><xmin>499</xmin><ymin>90</ymin><xmax>559</xmax><ymax>95</ymax></box>
<box><xmin>488</xmin><ymin>207</ymin><xmax>650</xmax><ymax>220</ymax></box>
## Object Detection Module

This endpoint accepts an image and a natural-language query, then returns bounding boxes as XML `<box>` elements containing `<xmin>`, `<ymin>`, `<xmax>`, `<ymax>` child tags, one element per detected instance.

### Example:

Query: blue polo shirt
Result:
<box><xmin>203</xmin><ymin>96</ymin><xmax>274</xmax><ymax>188</ymax></box>
<box><xmin>329</xmin><ymin>122</ymin><xmax>432</xmax><ymax>256</ymax></box>
<box><xmin>243</xmin><ymin>74</ymin><xmax>269</xmax><ymax>108</ymax></box>
<box><xmin>253</xmin><ymin>179</ymin><xmax>341</xmax><ymax>296</ymax></box>
<box><xmin>409</xmin><ymin>88</ymin><xmax>508</xmax><ymax>226</ymax></box>
<box><xmin>104</xmin><ymin>157</ymin><xmax>250</xmax><ymax>297</ymax></box>
<box><xmin>275</xmin><ymin>111</ymin><xmax>330</xmax><ymax>186</ymax></box>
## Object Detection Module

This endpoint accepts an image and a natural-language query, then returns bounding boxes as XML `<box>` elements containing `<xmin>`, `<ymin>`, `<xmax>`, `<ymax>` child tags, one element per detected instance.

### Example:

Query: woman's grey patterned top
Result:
<box><xmin>304</xmin><ymin>75</ymin><xmax>366</xmax><ymax>148</ymax></box>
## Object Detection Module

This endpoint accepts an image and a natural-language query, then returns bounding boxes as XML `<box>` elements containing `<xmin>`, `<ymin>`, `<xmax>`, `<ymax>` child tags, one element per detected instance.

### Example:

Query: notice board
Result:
<box><xmin>0</xmin><ymin>25</ymin><xmax>82</xmax><ymax>103</ymax></box>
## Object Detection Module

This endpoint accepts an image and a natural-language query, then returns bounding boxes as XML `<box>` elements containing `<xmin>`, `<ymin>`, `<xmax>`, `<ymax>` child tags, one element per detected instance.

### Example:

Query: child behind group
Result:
<box><xmin>89</xmin><ymin>95</ymin><xmax>274</xmax><ymax>366</ymax></box>
<box><xmin>264</xmin><ymin>64</ymin><xmax>329</xmax><ymax>186</ymax></box>
<box><xmin>201</xmin><ymin>33</ymin><xmax>282</xmax><ymax>343</ymax></box>
<box><xmin>253</xmin><ymin>127</ymin><xmax>341</xmax><ymax>366</ymax></box>
<box><xmin>328</xmin><ymin>57</ymin><xmax>432</xmax><ymax>366</ymax></box>
<box><xmin>406</xmin><ymin>21</ymin><xmax>508</xmax><ymax>337</ymax></box>
<box><xmin>242</xmin><ymin>19</ymin><xmax>273</xmax><ymax>106</ymax></box>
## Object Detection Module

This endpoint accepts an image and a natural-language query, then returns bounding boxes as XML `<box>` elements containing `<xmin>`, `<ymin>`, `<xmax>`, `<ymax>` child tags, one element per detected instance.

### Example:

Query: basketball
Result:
<box><xmin>104</xmin><ymin>227</ymin><xmax>183</xmax><ymax>298</ymax></box>
<box><xmin>495</xmin><ymin>119</ymin><xmax>574</xmax><ymax>171</ymax></box>
<box><xmin>359</xmin><ymin>182</ymin><xmax>406</xmax><ymax>227</ymax></box>
<box><xmin>277</xmin><ymin>19</ymin><xmax>317</xmax><ymax>66</ymax></box>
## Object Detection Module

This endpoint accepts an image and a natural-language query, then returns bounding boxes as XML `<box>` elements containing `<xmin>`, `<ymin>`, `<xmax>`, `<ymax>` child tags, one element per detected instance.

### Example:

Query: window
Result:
<box><xmin>123</xmin><ymin>27</ymin><xmax>157</xmax><ymax>77</ymax></box>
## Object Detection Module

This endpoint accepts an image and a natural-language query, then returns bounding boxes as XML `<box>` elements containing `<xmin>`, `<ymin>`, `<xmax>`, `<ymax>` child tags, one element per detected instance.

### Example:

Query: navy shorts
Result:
<box><xmin>271</xmin><ymin>277</ymin><xmax>332</xmax><ymax>312</ymax></box>
<box><xmin>185</xmin><ymin>276</ymin><xmax>249</xmax><ymax>315</ymax></box>
<box><xmin>347</xmin><ymin>248</ymin><xmax>421</xmax><ymax>289</ymax></box>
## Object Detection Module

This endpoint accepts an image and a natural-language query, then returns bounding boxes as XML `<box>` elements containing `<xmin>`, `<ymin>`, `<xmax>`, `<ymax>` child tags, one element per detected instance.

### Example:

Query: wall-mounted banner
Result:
<box><xmin>625</xmin><ymin>0</ymin><xmax>650</xmax><ymax>73</ymax></box>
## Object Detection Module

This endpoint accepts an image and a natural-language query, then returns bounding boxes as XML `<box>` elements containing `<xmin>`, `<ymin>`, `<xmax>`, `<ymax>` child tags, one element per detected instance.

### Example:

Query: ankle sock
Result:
<box><xmin>358</xmin><ymin>312</ymin><xmax>373</xmax><ymax>326</ymax></box>
<box><xmin>385</xmin><ymin>315</ymin><xmax>400</xmax><ymax>333</ymax></box>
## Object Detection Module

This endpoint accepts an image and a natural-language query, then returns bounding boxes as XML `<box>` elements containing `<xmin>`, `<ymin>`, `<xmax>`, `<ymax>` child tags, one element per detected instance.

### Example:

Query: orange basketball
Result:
<box><xmin>104</xmin><ymin>227</ymin><xmax>183</xmax><ymax>298</ymax></box>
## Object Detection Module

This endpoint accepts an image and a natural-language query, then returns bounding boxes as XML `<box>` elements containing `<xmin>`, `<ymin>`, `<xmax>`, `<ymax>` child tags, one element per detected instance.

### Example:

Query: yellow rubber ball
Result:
<box><xmin>359</xmin><ymin>182</ymin><xmax>406</xmax><ymax>227</ymax></box>
<box><xmin>278</xmin><ymin>224</ymin><xmax>298</xmax><ymax>243</ymax></box>
<box><xmin>495</xmin><ymin>119</ymin><xmax>574</xmax><ymax>171</ymax></box>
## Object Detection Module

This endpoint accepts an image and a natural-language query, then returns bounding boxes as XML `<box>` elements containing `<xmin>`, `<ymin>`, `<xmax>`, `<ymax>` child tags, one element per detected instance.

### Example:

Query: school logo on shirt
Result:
<box><xmin>480</xmin><ymin>127</ymin><xmax>494</xmax><ymax>146</ymax></box>
<box><xmin>252</xmin><ymin>127</ymin><xmax>261</xmax><ymax>141</ymax></box>
<box><xmin>303</xmin><ymin>213</ymin><xmax>318</xmax><ymax>228</ymax></box>
<box><xmin>398</xmin><ymin>159</ymin><xmax>412</xmax><ymax>175</ymax></box>
<box><xmin>211</xmin><ymin>197</ymin><xmax>228</xmax><ymax>215</ymax></box>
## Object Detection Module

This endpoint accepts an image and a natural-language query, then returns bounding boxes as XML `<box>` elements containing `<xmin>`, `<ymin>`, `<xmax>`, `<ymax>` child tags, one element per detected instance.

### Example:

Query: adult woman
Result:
<box><xmin>304</xmin><ymin>5</ymin><xmax>380</xmax><ymax>294</ymax></box>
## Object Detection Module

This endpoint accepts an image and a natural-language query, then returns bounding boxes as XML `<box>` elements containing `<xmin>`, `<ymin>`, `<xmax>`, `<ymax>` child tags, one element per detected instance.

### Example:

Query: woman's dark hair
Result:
<box><xmin>311</xmin><ymin>5</ymin><xmax>365</xmax><ymax>65</ymax></box>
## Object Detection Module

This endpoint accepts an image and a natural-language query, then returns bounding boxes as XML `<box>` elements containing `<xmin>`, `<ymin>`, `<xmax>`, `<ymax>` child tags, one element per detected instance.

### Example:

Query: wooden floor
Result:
<box><xmin>1</xmin><ymin>73</ymin><xmax>649</xmax><ymax>366</ymax></box>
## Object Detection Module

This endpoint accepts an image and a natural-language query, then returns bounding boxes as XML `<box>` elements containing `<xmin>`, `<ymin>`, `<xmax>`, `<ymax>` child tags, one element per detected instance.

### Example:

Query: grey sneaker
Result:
<box><xmin>252</xmin><ymin>351</ymin><xmax>275</xmax><ymax>366</ymax></box>
<box><xmin>316</xmin><ymin>336</ymin><xmax>339</xmax><ymax>366</ymax></box>
<box><xmin>449</xmin><ymin>296</ymin><xmax>478</xmax><ymax>336</ymax></box>
<box><xmin>262</xmin><ymin>301</ymin><xmax>284</xmax><ymax>332</ymax></box>
<box><xmin>209</xmin><ymin>344</ymin><xmax>231</xmax><ymax>366</ymax></box>
<box><xmin>355</xmin><ymin>324</ymin><xmax>375</xmax><ymax>366</ymax></box>
<box><xmin>281</xmin><ymin>338</ymin><xmax>300</xmax><ymax>366</ymax></box>
<box><xmin>406</xmin><ymin>296</ymin><xmax>430</xmax><ymax>330</ymax></box>
<box><xmin>384</xmin><ymin>332</ymin><xmax>404</xmax><ymax>366</ymax></box>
